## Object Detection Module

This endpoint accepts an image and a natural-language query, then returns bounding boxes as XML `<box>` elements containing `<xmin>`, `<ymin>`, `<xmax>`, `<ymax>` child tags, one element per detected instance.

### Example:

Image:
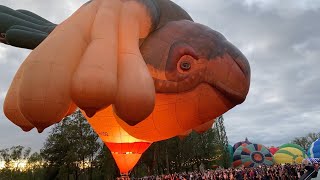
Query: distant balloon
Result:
<box><xmin>268</xmin><ymin>146</ymin><xmax>279</xmax><ymax>155</ymax></box>
<box><xmin>274</xmin><ymin>144</ymin><xmax>307</xmax><ymax>164</ymax></box>
<box><xmin>307</xmin><ymin>139</ymin><xmax>320</xmax><ymax>158</ymax></box>
<box><xmin>82</xmin><ymin>107</ymin><xmax>152</xmax><ymax>175</ymax></box>
<box><xmin>233</xmin><ymin>144</ymin><xmax>274</xmax><ymax>168</ymax></box>
<box><xmin>228</xmin><ymin>144</ymin><xmax>234</xmax><ymax>165</ymax></box>
<box><xmin>233</xmin><ymin>138</ymin><xmax>252</xmax><ymax>152</ymax></box>
<box><xmin>279</xmin><ymin>143</ymin><xmax>305</xmax><ymax>152</ymax></box>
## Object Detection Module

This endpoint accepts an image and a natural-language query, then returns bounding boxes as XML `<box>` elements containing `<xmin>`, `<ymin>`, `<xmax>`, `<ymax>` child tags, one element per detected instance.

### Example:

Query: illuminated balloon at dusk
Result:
<box><xmin>0</xmin><ymin>0</ymin><xmax>250</xmax><ymax>138</ymax></box>
<box><xmin>82</xmin><ymin>107</ymin><xmax>151</xmax><ymax>175</ymax></box>
<box><xmin>115</xmin><ymin>19</ymin><xmax>250</xmax><ymax>142</ymax></box>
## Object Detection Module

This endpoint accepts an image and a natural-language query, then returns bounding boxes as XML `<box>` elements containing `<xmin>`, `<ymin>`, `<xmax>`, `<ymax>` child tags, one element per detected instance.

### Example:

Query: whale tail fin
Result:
<box><xmin>0</xmin><ymin>5</ymin><xmax>56</xmax><ymax>49</ymax></box>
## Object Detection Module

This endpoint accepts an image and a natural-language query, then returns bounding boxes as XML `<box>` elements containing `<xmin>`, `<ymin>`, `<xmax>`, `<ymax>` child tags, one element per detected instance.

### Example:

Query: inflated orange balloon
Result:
<box><xmin>1</xmin><ymin>0</ymin><xmax>250</xmax><ymax>135</ymax></box>
<box><xmin>15</xmin><ymin>3</ymin><xmax>94</xmax><ymax>132</ymax></box>
<box><xmin>3</xmin><ymin>62</ymin><xmax>34</xmax><ymax>132</ymax></box>
<box><xmin>115</xmin><ymin>20</ymin><xmax>250</xmax><ymax>142</ymax></box>
<box><xmin>81</xmin><ymin>107</ymin><xmax>152</xmax><ymax>175</ymax></box>
<box><xmin>2</xmin><ymin>0</ymin><xmax>157</xmax><ymax>132</ymax></box>
<box><xmin>115</xmin><ymin>84</ymin><xmax>231</xmax><ymax>141</ymax></box>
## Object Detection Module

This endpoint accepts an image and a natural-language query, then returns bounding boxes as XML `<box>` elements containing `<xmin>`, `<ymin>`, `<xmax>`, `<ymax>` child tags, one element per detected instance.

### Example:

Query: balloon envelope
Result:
<box><xmin>82</xmin><ymin>107</ymin><xmax>152</xmax><ymax>175</ymax></box>
<box><xmin>274</xmin><ymin>145</ymin><xmax>307</xmax><ymax>164</ymax></box>
<box><xmin>232</xmin><ymin>143</ymin><xmax>274</xmax><ymax>168</ymax></box>
<box><xmin>228</xmin><ymin>144</ymin><xmax>234</xmax><ymax>165</ymax></box>
<box><xmin>233</xmin><ymin>138</ymin><xmax>252</xmax><ymax>152</ymax></box>
<box><xmin>279</xmin><ymin>143</ymin><xmax>305</xmax><ymax>152</ymax></box>
<box><xmin>269</xmin><ymin>146</ymin><xmax>279</xmax><ymax>155</ymax></box>
<box><xmin>308</xmin><ymin>139</ymin><xmax>320</xmax><ymax>158</ymax></box>
<box><xmin>115</xmin><ymin>85</ymin><xmax>227</xmax><ymax>142</ymax></box>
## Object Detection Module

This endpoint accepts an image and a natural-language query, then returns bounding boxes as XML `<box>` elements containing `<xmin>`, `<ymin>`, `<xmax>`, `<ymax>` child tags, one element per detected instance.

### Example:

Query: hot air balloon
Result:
<box><xmin>82</xmin><ymin>107</ymin><xmax>152</xmax><ymax>176</ymax></box>
<box><xmin>0</xmin><ymin>0</ymin><xmax>250</xmax><ymax>141</ymax></box>
<box><xmin>115</xmin><ymin>19</ymin><xmax>250</xmax><ymax>142</ymax></box>
<box><xmin>227</xmin><ymin>144</ymin><xmax>234</xmax><ymax>165</ymax></box>
<box><xmin>307</xmin><ymin>139</ymin><xmax>320</xmax><ymax>158</ymax></box>
<box><xmin>232</xmin><ymin>144</ymin><xmax>274</xmax><ymax>168</ymax></box>
<box><xmin>233</xmin><ymin>138</ymin><xmax>252</xmax><ymax>152</ymax></box>
<box><xmin>268</xmin><ymin>146</ymin><xmax>279</xmax><ymax>155</ymax></box>
<box><xmin>279</xmin><ymin>143</ymin><xmax>306</xmax><ymax>152</ymax></box>
<box><xmin>274</xmin><ymin>144</ymin><xmax>307</xmax><ymax>164</ymax></box>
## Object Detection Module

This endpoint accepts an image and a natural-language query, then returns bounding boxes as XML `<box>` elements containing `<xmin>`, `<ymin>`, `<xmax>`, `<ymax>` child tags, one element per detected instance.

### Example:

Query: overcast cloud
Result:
<box><xmin>0</xmin><ymin>0</ymin><xmax>319</xmax><ymax>151</ymax></box>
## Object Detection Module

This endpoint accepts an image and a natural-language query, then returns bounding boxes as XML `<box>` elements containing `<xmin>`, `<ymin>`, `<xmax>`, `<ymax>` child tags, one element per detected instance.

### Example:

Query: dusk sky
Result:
<box><xmin>0</xmin><ymin>0</ymin><xmax>319</xmax><ymax>151</ymax></box>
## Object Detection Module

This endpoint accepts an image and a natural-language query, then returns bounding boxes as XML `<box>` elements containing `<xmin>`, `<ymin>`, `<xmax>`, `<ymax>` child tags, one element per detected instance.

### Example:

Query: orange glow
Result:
<box><xmin>115</xmin><ymin>84</ymin><xmax>230</xmax><ymax>142</ymax></box>
<box><xmin>82</xmin><ymin>107</ymin><xmax>152</xmax><ymax>174</ymax></box>
<box><xmin>112</xmin><ymin>153</ymin><xmax>143</xmax><ymax>175</ymax></box>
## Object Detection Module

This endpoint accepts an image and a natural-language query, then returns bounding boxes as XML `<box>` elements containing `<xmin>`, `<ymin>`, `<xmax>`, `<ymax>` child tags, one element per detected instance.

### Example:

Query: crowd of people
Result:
<box><xmin>129</xmin><ymin>163</ymin><xmax>318</xmax><ymax>180</ymax></box>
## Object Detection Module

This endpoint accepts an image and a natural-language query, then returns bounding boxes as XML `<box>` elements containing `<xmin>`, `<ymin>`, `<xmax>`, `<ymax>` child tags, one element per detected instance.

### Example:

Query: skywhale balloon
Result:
<box><xmin>0</xmin><ymin>0</ymin><xmax>250</xmax><ymax>142</ymax></box>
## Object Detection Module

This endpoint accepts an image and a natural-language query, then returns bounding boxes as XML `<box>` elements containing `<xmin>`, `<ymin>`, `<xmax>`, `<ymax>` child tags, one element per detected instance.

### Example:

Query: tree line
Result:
<box><xmin>291</xmin><ymin>132</ymin><xmax>320</xmax><ymax>151</ymax></box>
<box><xmin>0</xmin><ymin>111</ymin><xmax>230</xmax><ymax>180</ymax></box>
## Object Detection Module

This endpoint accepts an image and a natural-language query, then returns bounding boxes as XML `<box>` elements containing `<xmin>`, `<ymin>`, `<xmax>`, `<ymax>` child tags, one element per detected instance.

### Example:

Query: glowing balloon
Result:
<box><xmin>1</xmin><ymin>0</ymin><xmax>250</xmax><ymax>136</ymax></box>
<box><xmin>82</xmin><ymin>107</ymin><xmax>151</xmax><ymax>175</ymax></box>
<box><xmin>233</xmin><ymin>144</ymin><xmax>274</xmax><ymax>168</ymax></box>
<box><xmin>115</xmin><ymin>19</ymin><xmax>250</xmax><ymax>142</ymax></box>
<box><xmin>307</xmin><ymin>139</ymin><xmax>320</xmax><ymax>158</ymax></box>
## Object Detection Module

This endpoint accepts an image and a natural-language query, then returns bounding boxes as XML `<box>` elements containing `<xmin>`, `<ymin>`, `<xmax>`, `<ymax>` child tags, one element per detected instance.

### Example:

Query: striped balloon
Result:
<box><xmin>274</xmin><ymin>145</ymin><xmax>307</xmax><ymax>164</ymax></box>
<box><xmin>307</xmin><ymin>139</ymin><xmax>320</xmax><ymax>158</ymax></box>
<box><xmin>233</xmin><ymin>138</ymin><xmax>252</xmax><ymax>152</ymax></box>
<box><xmin>228</xmin><ymin>144</ymin><xmax>234</xmax><ymax>165</ymax></box>
<box><xmin>233</xmin><ymin>144</ymin><xmax>274</xmax><ymax>168</ymax></box>
<box><xmin>279</xmin><ymin>143</ymin><xmax>305</xmax><ymax>152</ymax></box>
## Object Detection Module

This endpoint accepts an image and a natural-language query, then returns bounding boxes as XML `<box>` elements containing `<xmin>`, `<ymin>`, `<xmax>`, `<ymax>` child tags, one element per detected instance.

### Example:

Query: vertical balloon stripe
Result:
<box><xmin>257</xmin><ymin>144</ymin><xmax>262</xmax><ymax>151</ymax></box>
<box><xmin>232</xmin><ymin>160</ymin><xmax>243</xmax><ymax>167</ymax></box>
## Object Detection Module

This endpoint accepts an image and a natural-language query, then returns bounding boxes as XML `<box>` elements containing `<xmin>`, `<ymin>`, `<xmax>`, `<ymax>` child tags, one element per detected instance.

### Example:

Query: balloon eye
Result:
<box><xmin>180</xmin><ymin>62</ymin><xmax>191</xmax><ymax>71</ymax></box>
